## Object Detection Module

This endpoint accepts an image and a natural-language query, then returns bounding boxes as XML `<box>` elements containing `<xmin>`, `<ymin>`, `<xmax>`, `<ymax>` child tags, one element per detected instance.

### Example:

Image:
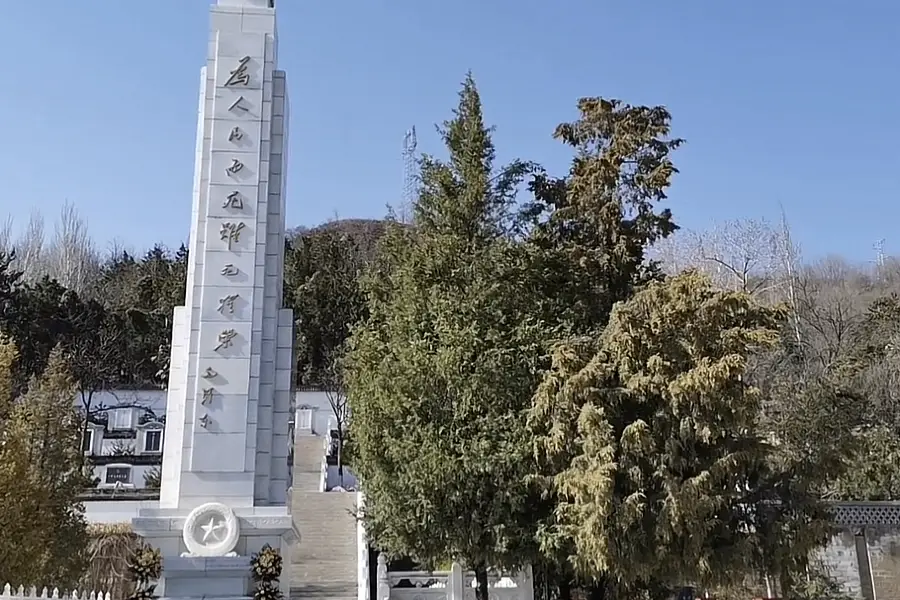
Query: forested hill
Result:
<box><xmin>2</xmin><ymin>198</ymin><xmax>900</xmax><ymax>508</ymax></box>
<box><xmin>0</xmin><ymin>213</ymin><xmax>391</xmax><ymax>394</ymax></box>
<box><xmin>288</xmin><ymin>218</ymin><xmax>390</xmax><ymax>264</ymax></box>
<box><xmin>3</xmin><ymin>81</ymin><xmax>900</xmax><ymax>596</ymax></box>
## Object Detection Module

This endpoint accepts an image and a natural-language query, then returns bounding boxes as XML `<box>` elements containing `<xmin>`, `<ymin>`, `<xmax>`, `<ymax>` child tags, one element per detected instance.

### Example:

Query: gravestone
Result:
<box><xmin>132</xmin><ymin>0</ymin><xmax>296</xmax><ymax>596</ymax></box>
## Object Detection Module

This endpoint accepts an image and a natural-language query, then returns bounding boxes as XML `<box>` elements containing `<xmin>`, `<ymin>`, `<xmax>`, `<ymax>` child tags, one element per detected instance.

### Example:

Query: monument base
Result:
<box><xmin>162</xmin><ymin>556</ymin><xmax>252</xmax><ymax>598</ymax></box>
<box><xmin>133</xmin><ymin>504</ymin><xmax>296</xmax><ymax>598</ymax></box>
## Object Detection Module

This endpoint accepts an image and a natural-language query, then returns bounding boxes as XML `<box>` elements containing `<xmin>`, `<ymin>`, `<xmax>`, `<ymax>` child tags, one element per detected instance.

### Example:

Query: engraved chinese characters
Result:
<box><xmin>229</xmin><ymin>96</ymin><xmax>248</xmax><ymax>112</ymax></box>
<box><xmin>220</xmin><ymin>222</ymin><xmax>245</xmax><ymax>249</ymax></box>
<box><xmin>224</xmin><ymin>56</ymin><xmax>251</xmax><ymax>87</ymax></box>
<box><xmin>222</xmin><ymin>191</ymin><xmax>243</xmax><ymax>210</ymax></box>
<box><xmin>217</xmin><ymin>294</ymin><xmax>239</xmax><ymax>314</ymax></box>
<box><xmin>215</xmin><ymin>328</ymin><xmax>237</xmax><ymax>352</ymax></box>
<box><xmin>197</xmin><ymin>50</ymin><xmax>259</xmax><ymax>434</ymax></box>
<box><xmin>226</xmin><ymin>158</ymin><xmax>244</xmax><ymax>176</ymax></box>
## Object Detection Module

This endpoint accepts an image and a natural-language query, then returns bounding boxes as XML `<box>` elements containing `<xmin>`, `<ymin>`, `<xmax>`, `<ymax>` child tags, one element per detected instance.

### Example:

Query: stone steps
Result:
<box><xmin>290</xmin><ymin>583</ymin><xmax>357</xmax><ymax>600</ymax></box>
<box><xmin>288</xmin><ymin>434</ymin><xmax>359</xmax><ymax>597</ymax></box>
<box><xmin>289</xmin><ymin>489</ymin><xmax>359</xmax><ymax>593</ymax></box>
<box><xmin>293</xmin><ymin>434</ymin><xmax>327</xmax><ymax>492</ymax></box>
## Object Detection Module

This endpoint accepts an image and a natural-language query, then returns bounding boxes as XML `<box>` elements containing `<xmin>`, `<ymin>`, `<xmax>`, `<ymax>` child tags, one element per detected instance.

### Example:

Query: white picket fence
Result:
<box><xmin>0</xmin><ymin>585</ymin><xmax>111</xmax><ymax>600</ymax></box>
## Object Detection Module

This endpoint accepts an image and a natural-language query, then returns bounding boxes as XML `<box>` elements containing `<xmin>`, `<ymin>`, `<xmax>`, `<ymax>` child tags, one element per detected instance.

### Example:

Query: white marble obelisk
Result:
<box><xmin>133</xmin><ymin>0</ymin><xmax>296</xmax><ymax>596</ymax></box>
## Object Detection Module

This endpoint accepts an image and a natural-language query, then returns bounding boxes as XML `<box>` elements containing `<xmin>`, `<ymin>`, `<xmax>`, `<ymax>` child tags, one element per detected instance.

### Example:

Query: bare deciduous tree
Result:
<box><xmin>652</xmin><ymin>217</ymin><xmax>791</xmax><ymax>298</ymax></box>
<box><xmin>648</xmin><ymin>234</ymin><xmax>691</xmax><ymax>276</ymax></box>
<box><xmin>776</xmin><ymin>207</ymin><xmax>804</xmax><ymax>350</ymax></box>
<box><xmin>0</xmin><ymin>216</ymin><xmax>13</xmax><ymax>256</ymax></box>
<box><xmin>3</xmin><ymin>202</ymin><xmax>100</xmax><ymax>294</ymax></box>
<box><xmin>15</xmin><ymin>210</ymin><xmax>47</xmax><ymax>279</ymax></box>
<box><xmin>792</xmin><ymin>257</ymin><xmax>865</xmax><ymax>372</ymax></box>
<box><xmin>322</xmin><ymin>352</ymin><xmax>350</xmax><ymax>482</ymax></box>
<box><xmin>696</xmin><ymin>219</ymin><xmax>783</xmax><ymax>294</ymax></box>
<box><xmin>47</xmin><ymin>201</ymin><xmax>100</xmax><ymax>294</ymax></box>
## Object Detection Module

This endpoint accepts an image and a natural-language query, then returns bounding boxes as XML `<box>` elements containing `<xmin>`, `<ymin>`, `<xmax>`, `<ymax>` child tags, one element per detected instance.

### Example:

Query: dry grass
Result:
<box><xmin>82</xmin><ymin>523</ymin><xmax>140</xmax><ymax>599</ymax></box>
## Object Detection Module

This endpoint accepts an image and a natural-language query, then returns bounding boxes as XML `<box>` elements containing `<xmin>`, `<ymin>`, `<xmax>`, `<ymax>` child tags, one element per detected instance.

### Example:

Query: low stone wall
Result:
<box><xmin>819</xmin><ymin>502</ymin><xmax>900</xmax><ymax>600</ymax></box>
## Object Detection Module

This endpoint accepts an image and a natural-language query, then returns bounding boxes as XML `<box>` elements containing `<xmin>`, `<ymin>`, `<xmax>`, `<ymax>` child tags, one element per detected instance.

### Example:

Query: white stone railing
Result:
<box><xmin>376</xmin><ymin>556</ymin><xmax>534</xmax><ymax>600</ymax></box>
<box><xmin>357</xmin><ymin>492</ymin><xmax>370</xmax><ymax>600</ymax></box>
<box><xmin>0</xmin><ymin>585</ymin><xmax>111</xmax><ymax>600</ymax></box>
<box><xmin>319</xmin><ymin>434</ymin><xmax>330</xmax><ymax>492</ymax></box>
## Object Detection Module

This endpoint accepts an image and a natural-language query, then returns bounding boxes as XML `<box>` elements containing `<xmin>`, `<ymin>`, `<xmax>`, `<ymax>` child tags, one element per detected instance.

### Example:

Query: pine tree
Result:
<box><xmin>346</xmin><ymin>74</ymin><xmax>541</xmax><ymax>600</ymax></box>
<box><xmin>0</xmin><ymin>342</ymin><xmax>89</xmax><ymax>587</ymax></box>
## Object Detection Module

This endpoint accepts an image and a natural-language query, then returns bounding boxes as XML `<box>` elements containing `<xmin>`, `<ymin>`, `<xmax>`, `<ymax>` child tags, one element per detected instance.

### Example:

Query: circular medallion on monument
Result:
<box><xmin>182</xmin><ymin>502</ymin><xmax>240</xmax><ymax>557</ymax></box>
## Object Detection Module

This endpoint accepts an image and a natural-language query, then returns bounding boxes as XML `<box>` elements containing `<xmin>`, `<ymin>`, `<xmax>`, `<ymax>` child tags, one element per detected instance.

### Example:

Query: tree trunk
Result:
<box><xmin>588</xmin><ymin>582</ymin><xmax>606</xmax><ymax>600</ymax></box>
<box><xmin>779</xmin><ymin>569</ymin><xmax>795</xmax><ymax>600</ymax></box>
<box><xmin>337</xmin><ymin>424</ymin><xmax>344</xmax><ymax>479</ymax></box>
<box><xmin>474</xmin><ymin>564</ymin><xmax>490</xmax><ymax>600</ymax></box>
<box><xmin>77</xmin><ymin>390</ymin><xmax>93</xmax><ymax>469</ymax></box>
<box><xmin>558</xmin><ymin>580</ymin><xmax>571</xmax><ymax>600</ymax></box>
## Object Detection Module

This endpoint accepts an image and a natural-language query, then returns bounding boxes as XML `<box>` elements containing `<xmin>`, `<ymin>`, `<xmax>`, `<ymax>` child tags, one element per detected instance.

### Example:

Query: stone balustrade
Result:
<box><xmin>319</xmin><ymin>434</ymin><xmax>330</xmax><ymax>492</ymax></box>
<box><xmin>376</xmin><ymin>555</ymin><xmax>534</xmax><ymax>600</ymax></box>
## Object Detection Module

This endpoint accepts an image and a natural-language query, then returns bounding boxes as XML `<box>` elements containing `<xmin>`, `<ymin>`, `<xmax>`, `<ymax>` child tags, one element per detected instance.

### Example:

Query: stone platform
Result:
<box><xmin>133</xmin><ymin>503</ymin><xmax>296</xmax><ymax>597</ymax></box>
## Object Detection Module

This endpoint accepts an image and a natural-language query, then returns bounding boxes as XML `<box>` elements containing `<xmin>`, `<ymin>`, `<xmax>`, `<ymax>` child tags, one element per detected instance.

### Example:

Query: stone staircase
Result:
<box><xmin>290</xmin><ymin>434</ymin><xmax>360</xmax><ymax>600</ymax></box>
<box><xmin>293</xmin><ymin>435</ymin><xmax>327</xmax><ymax>492</ymax></box>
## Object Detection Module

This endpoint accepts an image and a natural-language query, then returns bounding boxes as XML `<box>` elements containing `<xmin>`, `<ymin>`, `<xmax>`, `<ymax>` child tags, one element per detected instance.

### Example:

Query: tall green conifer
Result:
<box><xmin>0</xmin><ymin>342</ymin><xmax>89</xmax><ymax>587</ymax></box>
<box><xmin>347</xmin><ymin>74</ymin><xmax>542</xmax><ymax>600</ymax></box>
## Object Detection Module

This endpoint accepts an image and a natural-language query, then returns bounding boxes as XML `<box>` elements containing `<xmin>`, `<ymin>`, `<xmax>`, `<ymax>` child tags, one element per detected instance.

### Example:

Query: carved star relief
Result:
<box><xmin>200</xmin><ymin>516</ymin><xmax>227</xmax><ymax>544</ymax></box>
<box><xmin>181</xmin><ymin>502</ymin><xmax>240</xmax><ymax>557</ymax></box>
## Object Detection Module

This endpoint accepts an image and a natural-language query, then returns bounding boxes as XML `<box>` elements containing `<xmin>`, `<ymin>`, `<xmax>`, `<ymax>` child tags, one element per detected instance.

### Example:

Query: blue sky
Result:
<box><xmin>0</xmin><ymin>1</ymin><xmax>896</xmax><ymax>261</ymax></box>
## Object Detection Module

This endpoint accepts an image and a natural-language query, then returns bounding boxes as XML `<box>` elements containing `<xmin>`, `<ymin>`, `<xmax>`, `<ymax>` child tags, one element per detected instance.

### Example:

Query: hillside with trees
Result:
<box><xmin>0</xmin><ymin>75</ymin><xmax>893</xmax><ymax>597</ymax></box>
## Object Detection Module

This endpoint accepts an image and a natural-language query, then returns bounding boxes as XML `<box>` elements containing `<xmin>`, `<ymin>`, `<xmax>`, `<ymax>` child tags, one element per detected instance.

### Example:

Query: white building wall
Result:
<box><xmin>79</xmin><ymin>390</ymin><xmax>334</xmax><ymax>491</ymax></box>
<box><xmin>83</xmin><ymin>500</ymin><xmax>160</xmax><ymax>524</ymax></box>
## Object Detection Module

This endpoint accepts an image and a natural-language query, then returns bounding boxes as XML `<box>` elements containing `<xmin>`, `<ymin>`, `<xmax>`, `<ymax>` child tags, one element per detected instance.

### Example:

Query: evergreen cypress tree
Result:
<box><xmin>0</xmin><ymin>342</ymin><xmax>89</xmax><ymax>587</ymax></box>
<box><xmin>529</xmin><ymin>272</ymin><xmax>829</xmax><ymax>597</ymax></box>
<box><xmin>347</xmin><ymin>74</ymin><xmax>541</xmax><ymax>600</ymax></box>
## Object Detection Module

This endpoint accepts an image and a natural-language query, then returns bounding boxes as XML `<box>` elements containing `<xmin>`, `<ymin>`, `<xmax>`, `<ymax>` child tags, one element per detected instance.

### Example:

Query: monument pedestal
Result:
<box><xmin>160</xmin><ymin>556</ymin><xmax>252</xmax><ymax>598</ymax></box>
<box><xmin>133</xmin><ymin>504</ymin><xmax>296</xmax><ymax>598</ymax></box>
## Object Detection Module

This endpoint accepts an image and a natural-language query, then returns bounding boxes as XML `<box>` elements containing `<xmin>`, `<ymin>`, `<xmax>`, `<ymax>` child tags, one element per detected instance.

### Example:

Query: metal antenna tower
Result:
<box><xmin>400</xmin><ymin>126</ymin><xmax>417</xmax><ymax>223</ymax></box>
<box><xmin>874</xmin><ymin>238</ymin><xmax>886</xmax><ymax>265</ymax></box>
<box><xmin>873</xmin><ymin>238</ymin><xmax>886</xmax><ymax>275</ymax></box>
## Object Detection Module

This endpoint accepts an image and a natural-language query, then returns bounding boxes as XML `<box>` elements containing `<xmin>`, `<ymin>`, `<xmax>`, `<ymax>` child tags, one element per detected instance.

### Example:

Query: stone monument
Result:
<box><xmin>132</xmin><ymin>0</ymin><xmax>296</xmax><ymax>596</ymax></box>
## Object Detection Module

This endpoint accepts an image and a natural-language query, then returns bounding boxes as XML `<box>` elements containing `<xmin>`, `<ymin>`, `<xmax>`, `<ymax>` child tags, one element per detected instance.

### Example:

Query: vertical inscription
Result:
<box><xmin>200</xmin><ymin>53</ymin><xmax>258</xmax><ymax>437</ymax></box>
<box><xmin>217</xmin><ymin>294</ymin><xmax>239</xmax><ymax>314</ymax></box>
<box><xmin>229</xmin><ymin>96</ymin><xmax>249</xmax><ymax>112</ymax></box>
<box><xmin>215</xmin><ymin>328</ymin><xmax>238</xmax><ymax>352</ymax></box>
<box><xmin>226</xmin><ymin>159</ymin><xmax>244</xmax><ymax>176</ymax></box>
<box><xmin>201</xmin><ymin>387</ymin><xmax>215</xmax><ymax>405</ymax></box>
<box><xmin>224</xmin><ymin>56</ymin><xmax>251</xmax><ymax>87</ymax></box>
<box><xmin>220</xmin><ymin>222</ymin><xmax>245</xmax><ymax>250</ymax></box>
<box><xmin>222</xmin><ymin>191</ymin><xmax>243</xmax><ymax>210</ymax></box>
